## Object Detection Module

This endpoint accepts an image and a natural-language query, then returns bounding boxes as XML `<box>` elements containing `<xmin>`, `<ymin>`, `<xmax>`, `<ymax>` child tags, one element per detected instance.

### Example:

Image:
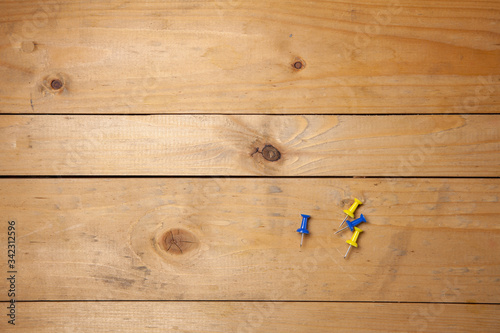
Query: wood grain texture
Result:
<box><xmin>0</xmin><ymin>0</ymin><xmax>499</xmax><ymax>114</ymax></box>
<box><xmin>1</xmin><ymin>178</ymin><xmax>498</xmax><ymax>302</ymax></box>
<box><xmin>1</xmin><ymin>115</ymin><xmax>499</xmax><ymax>176</ymax></box>
<box><xmin>1</xmin><ymin>1</ymin><xmax>499</xmax><ymax>330</ymax></box>
<box><xmin>1</xmin><ymin>302</ymin><xmax>499</xmax><ymax>332</ymax></box>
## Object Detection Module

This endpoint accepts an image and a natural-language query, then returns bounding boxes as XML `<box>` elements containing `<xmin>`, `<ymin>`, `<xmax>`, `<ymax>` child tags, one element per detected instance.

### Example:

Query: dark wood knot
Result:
<box><xmin>41</xmin><ymin>74</ymin><xmax>67</xmax><ymax>94</ymax></box>
<box><xmin>292</xmin><ymin>57</ymin><xmax>306</xmax><ymax>70</ymax></box>
<box><xmin>158</xmin><ymin>228</ymin><xmax>199</xmax><ymax>255</ymax></box>
<box><xmin>50</xmin><ymin>79</ymin><xmax>63</xmax><ymax>90</ymax></box>
<box><xmin>261</xmin><ymin>145</ymin><xmax>281</xmax><ymax>162</ymax></box>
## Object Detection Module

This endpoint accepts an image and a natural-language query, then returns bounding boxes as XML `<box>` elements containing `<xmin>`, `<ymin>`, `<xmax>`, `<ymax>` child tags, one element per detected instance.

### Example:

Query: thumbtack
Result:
<box><xmin>344</xmin><ymin>227</ymin><xmax>363</xmax><ymax>259</ymax></box>
<box><xmin>339</xmin><ymin>198</ymin><xmax>362</xmax><ymax>228</ymax></box>
<box><xmin>335</xmin><ymin>214</ymin><xmax>366</xmax><ymax>234</ymax></box>
<box><xmin>296</xmin><ymin>214</ymin><xmax>311</xmax><ymax>247</ymax></box>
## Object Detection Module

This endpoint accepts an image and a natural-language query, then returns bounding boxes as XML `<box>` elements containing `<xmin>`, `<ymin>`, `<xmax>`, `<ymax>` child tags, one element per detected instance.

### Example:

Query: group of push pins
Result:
<box><xmin>296</xmin><ymin>198</ymin><xmax>366</xmax><ymax>259</ymax></box>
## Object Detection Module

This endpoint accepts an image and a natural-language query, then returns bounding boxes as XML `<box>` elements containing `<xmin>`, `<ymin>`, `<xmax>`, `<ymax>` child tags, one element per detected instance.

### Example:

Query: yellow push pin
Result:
<box><xmin>344</xmin><ymin>227</ymin><xmax>363</xmax><ymax>259</ymax></box>
<box><xmin>339</xmin><ymin>198</ymin><xmax>363</xmax><ymax>228</ymax></box>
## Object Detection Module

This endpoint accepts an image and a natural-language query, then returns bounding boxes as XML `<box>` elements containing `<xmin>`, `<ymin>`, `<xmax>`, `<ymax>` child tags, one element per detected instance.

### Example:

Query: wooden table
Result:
<box><xmin>1</xmin><ymin>1</ymin><xmax>499</xmax><ymax>331</ymax></box>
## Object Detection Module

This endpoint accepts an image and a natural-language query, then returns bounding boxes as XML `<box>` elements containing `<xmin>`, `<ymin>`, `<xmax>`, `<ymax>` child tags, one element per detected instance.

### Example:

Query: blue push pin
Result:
<box><xmin>335</xmin><ymin>214</ymin><xmax>366</xmax><ymax>235</ymax></box>
<box><xmin>297</xmin><ymin>214</ymin><xmax>311</xmax><ymax>247</ymax></box>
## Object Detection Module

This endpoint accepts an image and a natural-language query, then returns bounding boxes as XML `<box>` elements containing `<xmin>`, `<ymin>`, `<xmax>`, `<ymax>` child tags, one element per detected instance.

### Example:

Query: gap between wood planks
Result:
<box><xmin>7</xmin><ymin>300</ymin><xmax>500</xmax><ymax>305</ymax></box>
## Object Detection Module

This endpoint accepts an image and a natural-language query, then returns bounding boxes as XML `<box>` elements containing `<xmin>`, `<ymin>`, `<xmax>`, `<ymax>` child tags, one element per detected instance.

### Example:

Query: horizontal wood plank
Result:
<box><xmin>0</xmin><ymin>0</ymin><xmax>499</xmax><ymax>114</ymax></box>
<box><xmin>1</xmin><ymin>302</ymin><xmax>499</xmax><ymax>332</ymax></box>
<box><xmin>1</xmin><ymin>115</ymin><xmax>499</xmax><ymax>176</ymax></box>
<box><xmin>0</xmin><ymin>178</ymin><xmax>498</xmax><ymax>302</ymax></box>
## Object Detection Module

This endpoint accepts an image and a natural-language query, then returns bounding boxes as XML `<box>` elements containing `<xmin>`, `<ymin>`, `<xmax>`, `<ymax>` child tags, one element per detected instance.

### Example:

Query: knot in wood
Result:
<box><xmin>292</xmin><ymin>57</ymin><xmax>305</xmax><ymax>70</ymax></box>
<box><xmin>50</xmin><ymin>79</ymin><xmax>63</xmax><ymax>90</ymax></box>
<box><xmin>158</xmin><ymin>228</ymin><xmax>198</xmax><ymax>255</ymax></box>
<box><xmin>261</xmin><ymin>145</ymin><xmax>281</xmax><ymax>162</ymax></box>
<box><xmin>41</xmin><ymin>73</ymin><xmax>67</xmax><ymax>95</ymax></box>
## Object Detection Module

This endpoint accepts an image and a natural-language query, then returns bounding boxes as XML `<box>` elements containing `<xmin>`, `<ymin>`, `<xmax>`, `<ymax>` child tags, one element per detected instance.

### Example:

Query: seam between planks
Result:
<box><xmin>1</xmin><ymin>176</ymin><xmax>499</xmax><ymax>179</ymax></box>
<box><xmin>4</xmin><ymin>300</ymin><xmax>500</xmax><ymax>305</ymax></box>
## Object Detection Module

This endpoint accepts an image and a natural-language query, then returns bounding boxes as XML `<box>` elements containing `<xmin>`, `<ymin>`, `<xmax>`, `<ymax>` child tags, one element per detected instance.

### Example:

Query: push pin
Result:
<box><xmin>335</xmin><ymin>214</ymin><xmax>367</xmax><ymax>234</ymax></box>
<box><xmin>296</xmin><ymin>214</ymin><xmax>311</xmax><ymax>247</ymax></box>
<box><xmin>344</xmin><ymin>227</ymin><xmax>363</xmax><ymax>259</ymax></box>
<box><xmin>339</xmin><ymin>198</ymin><xmax>362</xmax><ymax>228</ymax></box>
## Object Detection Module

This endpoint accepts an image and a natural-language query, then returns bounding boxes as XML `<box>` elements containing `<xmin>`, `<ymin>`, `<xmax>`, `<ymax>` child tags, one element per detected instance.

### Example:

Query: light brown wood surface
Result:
<box><xmin>1</xmin><ymin>178</ymin><xmax>498</xmax><ymax>302</ymax></box>
<box><xmin>1</xmin><ymin>0</ymin><xmax>499</xmax><ymax>331</ymax></box>
<box><xmin>0</xmin><ymin>0</ymin><xmax>499</xmax><ymax>114</ymax></box>
<box><xmin>1</xmin><ymin>302</ymin><xmax>499</xmax><ymax>332</ymax></box>
<box><xmin>1</xmin><ymin>115</ymin><xmax>499</xmax><ymax>176</ymax></box>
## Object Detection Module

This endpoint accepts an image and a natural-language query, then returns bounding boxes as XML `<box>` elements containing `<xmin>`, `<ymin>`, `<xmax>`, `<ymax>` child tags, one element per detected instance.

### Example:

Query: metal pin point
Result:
<box><xmin>344</xmin><ymin>245</ymin><xmax>352</xmax><ymax>258</ymax></box>
<box><xmin>296</xmin><ymin>214</ymin><xmax>311</xmax><ymax>247</ymax></box>
<box><xmin>339</xmin><ymin>198</ymin><xmax>363</xmax><ymax>228</ymax></box>
<box><xmin>339</xmin><ymin>216</ymin><xmax>348</xmax><ymax>228</ymax></box>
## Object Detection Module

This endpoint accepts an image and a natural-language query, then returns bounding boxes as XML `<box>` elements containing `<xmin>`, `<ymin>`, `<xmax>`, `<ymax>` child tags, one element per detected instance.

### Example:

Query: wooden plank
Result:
<box><xmin>0</xmin><ymin>0</ymin><xmax>499</xmax><ymax>114</ymax></box>
<box><xmin>1</xmin><ymin>115</ymin><xmax>499</xmax><ymax>176</ymax></box>
<box><xmin>1</xmin><ymin>178</ymin><xmax>498</xmax><ymax>302</ymax></box>
<box><xmin>1</xmin><ymin>302</ymin><xmax>499</xmax><ymax>332</ymax></box>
